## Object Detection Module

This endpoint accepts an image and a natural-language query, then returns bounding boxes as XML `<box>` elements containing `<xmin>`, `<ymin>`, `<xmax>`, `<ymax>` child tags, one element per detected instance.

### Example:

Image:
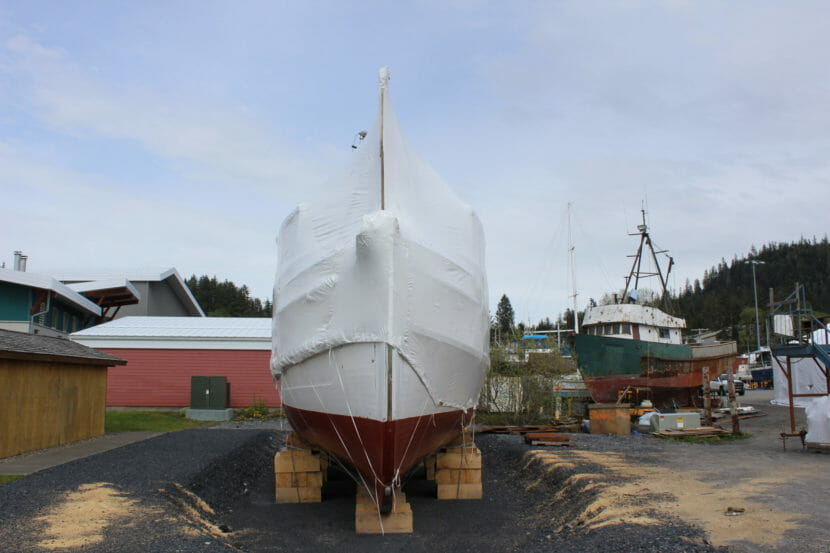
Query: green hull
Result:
<box><xmin>575</xmin><ymin>334</ymin><xmax>692</xmax><ymax>377</ymax></box>
<box><xmin>574</xmin><ymin>334</ymin><xmax>718</xmax><ymax>406</ymax></box>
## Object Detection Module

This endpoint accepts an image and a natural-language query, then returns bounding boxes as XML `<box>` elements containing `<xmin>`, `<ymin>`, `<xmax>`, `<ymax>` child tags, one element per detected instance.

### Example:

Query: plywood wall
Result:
<box><xmin>0</xmin><ymin>359</ymin><xmax>107</xmax><ymax>458</ymax></box>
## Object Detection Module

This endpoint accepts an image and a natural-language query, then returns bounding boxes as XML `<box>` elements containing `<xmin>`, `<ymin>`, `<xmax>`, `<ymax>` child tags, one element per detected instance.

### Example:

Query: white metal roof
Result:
<box><xmin>0</xmin><ymin>268</ymin><xmax>102</xmax><ymax>316</ymax></box>
<box><xmin>71</xmin><ymin>316</ymin><xmax>271</xmax><ymax>350</ymax></box>
<box><xmin>582</xmin><ymin>304</ymin><xmax>686</xmax><ymax>329</ymax></box>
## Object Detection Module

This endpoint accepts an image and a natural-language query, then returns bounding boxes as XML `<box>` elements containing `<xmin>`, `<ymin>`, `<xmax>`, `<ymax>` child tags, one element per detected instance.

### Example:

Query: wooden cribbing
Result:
<box><xmin>435</xmin><ymin>444</ymin><xmax>483</xmax><ymax>500</ymax></box>
<box><xmin>274</xmin><ymin>437</ymin><xmax>325</xmax><ymax>504</ymax></box>
<box><xmin>424</xmin><ymin>454</ymin><xmax>437</xmax><ymax>481</ymax></box>
<box><xmin>355</xmin><ymin>487</ymin><xmax>413</xmax><ymax>534</ymax></box>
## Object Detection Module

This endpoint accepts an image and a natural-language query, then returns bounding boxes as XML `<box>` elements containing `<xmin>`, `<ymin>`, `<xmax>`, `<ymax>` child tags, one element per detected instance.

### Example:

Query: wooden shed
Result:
<box><xmin>0</xmin><ymin>329</ymin><xmax>126</xmax><ymax>458</ymax></box>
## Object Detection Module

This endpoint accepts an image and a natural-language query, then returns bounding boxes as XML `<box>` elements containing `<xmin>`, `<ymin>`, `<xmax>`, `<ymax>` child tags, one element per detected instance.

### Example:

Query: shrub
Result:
<box><xmin>235</xmin><ymin>397</ymin><xmax>272</xmax><ymax>420</ymax></box>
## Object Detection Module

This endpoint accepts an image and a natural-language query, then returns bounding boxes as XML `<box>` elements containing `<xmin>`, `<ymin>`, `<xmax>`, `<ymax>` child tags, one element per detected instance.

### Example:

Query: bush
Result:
<box><xmin>234</xmin><ymin>398</ymin><xmax>276</xmax><ymax>420</ymax></box>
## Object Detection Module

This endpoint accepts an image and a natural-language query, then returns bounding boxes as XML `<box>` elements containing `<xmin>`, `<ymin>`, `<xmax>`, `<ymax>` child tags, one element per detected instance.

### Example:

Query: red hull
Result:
<box><xmin>584</xmin><ymin>355</ymin><xmax>734</xmax><ymax>408</ymax></box>
<box><xmin>584</xmin><ymin>374</ymin><xmax>705</xmax><ymax>407</ymax></box>
<box><xmin>284</xmin><ymin>405</ymin><xmax>470</xmax><ymax>508</ymax></box>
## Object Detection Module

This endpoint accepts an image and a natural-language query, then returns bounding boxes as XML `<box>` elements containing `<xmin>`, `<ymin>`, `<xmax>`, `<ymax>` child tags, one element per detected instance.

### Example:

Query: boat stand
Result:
<box><xmin>434</xmin><ymin>438</ymin><xmax>483</xmax><ymax>500</ymax></box>
<box><xmin>274</xmin><ymin>432</ymin><xmax>327</xmax><ymax>503</ymax></box>
<box><xmin>355</xmin><ymin>486</ymin><xmax>413</xmax><ymax>534</ymax></box>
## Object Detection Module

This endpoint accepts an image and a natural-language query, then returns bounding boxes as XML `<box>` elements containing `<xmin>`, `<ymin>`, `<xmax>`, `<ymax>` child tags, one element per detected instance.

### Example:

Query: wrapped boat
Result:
<box><xmin>271</xmin><ymin>68</ymin><xmax>489</xmax><ymax>513</ymax></box>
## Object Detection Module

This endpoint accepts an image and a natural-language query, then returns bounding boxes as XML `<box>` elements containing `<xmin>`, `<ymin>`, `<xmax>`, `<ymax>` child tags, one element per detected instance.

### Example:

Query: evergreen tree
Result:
<box><xmin>186</xmin><ymin>275</ymin><xmax>272</xmax><ymax>317</ymax></box>
<box><xmin>495</xmin><ymin>294</ymin><xmax>515</xmax><ymax>337</ymax></box>
<box><xmin>671</xmin><ymin>238</ymin><xmax>830</xmax><ymax>352</ymax></box>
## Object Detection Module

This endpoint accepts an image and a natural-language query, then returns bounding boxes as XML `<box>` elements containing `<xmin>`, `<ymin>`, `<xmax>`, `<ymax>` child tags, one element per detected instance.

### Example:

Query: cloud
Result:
<box><xmin>3</xmin><ymin>33</ymin><xmax>332</xmax><ymax>196</ymax></box>
<box><xmin>0</xmin><ymin>141</ymin><xmax>279</xmax><ymax>298</ymax></box>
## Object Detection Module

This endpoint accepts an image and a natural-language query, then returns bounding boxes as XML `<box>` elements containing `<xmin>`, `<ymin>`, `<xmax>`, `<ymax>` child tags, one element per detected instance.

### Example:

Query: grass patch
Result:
<box><xmin>661</xmin><ymin>432</ymin><xmax>752</xmax><ymax>444</ymax></box>
<box><xmin>105</xmin><ymin>411</ymin><xmax>216</xmax><ymax>433</ymax></box>
<box><xmin>0</xmin><ymin>474</ymin><xmax>24</xmax><ymax>485</ymax></box>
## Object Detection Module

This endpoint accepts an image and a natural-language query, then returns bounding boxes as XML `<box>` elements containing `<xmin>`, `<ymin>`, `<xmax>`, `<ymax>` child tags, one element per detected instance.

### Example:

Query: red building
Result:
<box><xmin>71</xmin><ymin>317</ymin><xmax>279</xmax><ymax>408</ymax></box>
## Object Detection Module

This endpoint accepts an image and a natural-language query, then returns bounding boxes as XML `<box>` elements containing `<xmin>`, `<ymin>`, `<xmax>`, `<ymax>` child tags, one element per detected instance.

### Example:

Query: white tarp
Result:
<box><xmin>805</xmin><ymin>396</ymin><xmax>830</xmax><ymax>444</ymax></box>
<box><xmin>772</xmin><ymin>328</ymin><xmax>829</xmax><ymax>407</ymax></box>
<box><xmin>773</xmin><ymin>314</ymin><xmax>795</xmax><ymax>337</ymax></box>
<box><xmin>271</xmin><ymin>71</ymin><xmax>489</xmax><ymax>411</ymax></box>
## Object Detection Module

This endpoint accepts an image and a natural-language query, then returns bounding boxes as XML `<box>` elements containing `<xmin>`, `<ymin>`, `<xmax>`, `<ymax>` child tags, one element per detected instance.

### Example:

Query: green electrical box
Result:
<box><xmin>190</xmin><ymin>376</ymin><xmax>229</xmax><ymax>409</ymax></box>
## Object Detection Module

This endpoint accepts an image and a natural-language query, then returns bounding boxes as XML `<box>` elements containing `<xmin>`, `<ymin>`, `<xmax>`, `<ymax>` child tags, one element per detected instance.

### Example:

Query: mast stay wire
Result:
<box><xmin>518</xmin><ymin>206</ymin><xmax>568</xmax><ymax>326</ymax></box>
<box><xmin>572</xmin><ymin>209</ymin><xmax>616</xmax><ymax>302</ymax></box>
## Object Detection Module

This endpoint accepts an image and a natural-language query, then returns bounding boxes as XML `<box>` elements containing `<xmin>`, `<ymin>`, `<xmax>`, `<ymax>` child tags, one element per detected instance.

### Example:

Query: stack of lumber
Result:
<box><xmin>523</xmin><ymin>432</ymin><xmax>571</xmax><ymax>446</ymax></box>
<box><xmin>478</xmin><ymin>421</ymin><xmax>579</xmax><ymax>434</ymax></box>
<box><xmin>355</xmin><ymin>487</ymin><xmax>412</xmax><ymax>534</ymax></box>
<box><xmin>652</xmin><ymin>427</ymin><xmax>729</xmax><ymax>438</ymax></box>
<box><xmin>435</xmin><ymin>445</ymin><xmax>482</xmax><ymax>500</ymax></box>
<box><xmin>274</xmin><ymin>433</ymin><xmax>327</xmax><ymax>504</ymax></box>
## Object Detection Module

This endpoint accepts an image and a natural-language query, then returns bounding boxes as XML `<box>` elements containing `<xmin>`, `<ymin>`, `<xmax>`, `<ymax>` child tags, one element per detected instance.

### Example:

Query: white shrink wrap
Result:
<box><xmin>772</xmin><ymin>329</ymin><xmax>829</xmax><ymax>407</ymax></box>
<box><xmin>271</xmin><ymin>71</ymin><xmax>489</xmax><ymax>418</ymax></box>
<box><xmin>805</xmin><ymin>396</ymin><xmax>830</xmax><ymax>444</ymax></box>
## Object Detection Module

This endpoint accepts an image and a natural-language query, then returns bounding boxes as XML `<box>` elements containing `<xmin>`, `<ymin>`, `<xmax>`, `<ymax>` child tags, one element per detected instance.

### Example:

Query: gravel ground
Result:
<box><xmin>0</xmin><ymin>430</ymin><xmax>271</xmax><ymax>553</ymax></box>
<box><xmin>0</xmin><ymin>391</ymin><xmax>826</xmax><ymax>553</ymax></box>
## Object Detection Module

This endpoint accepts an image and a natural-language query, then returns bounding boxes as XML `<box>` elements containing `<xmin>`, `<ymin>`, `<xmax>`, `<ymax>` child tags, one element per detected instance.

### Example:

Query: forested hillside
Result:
<box><xmin>186</xmin><ymin>275</ymin><xmax>272</xmax><ymax>317</ymax></box>
<box><xmin>672</xmin><ymin>238</ymin><xmax>830</xmax><ymax>351</ymax></box>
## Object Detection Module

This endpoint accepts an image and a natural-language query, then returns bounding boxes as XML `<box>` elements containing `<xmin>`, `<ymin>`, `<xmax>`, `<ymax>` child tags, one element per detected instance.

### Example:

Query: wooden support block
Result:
<box><xmin>424</xmin><ymin>454</ymin><xmax>436</xmax><ymax>481</ymax></box>
<box><xmin>276</xmin><ymin>486</ymin><xmax>322</xmax><ymax>504</ymax></box>
<box><xmin>285</xmin><ymin>431</ymin><xmax>314</xmax><ymax>449</ymax></box>
<box><xmin>443</xmin><ymin>427</ymin><xmax>475</xmax><ymax>448</ymax></box>
<box><xmin>274</xmin><ymin>450</ymin><xmax>322</xmax><ymax>473</ymax></box>
<box><xmin>274</xmin><ymin>447</ymin><xmax>324</xmax><ymax>504</ymax></box>
<box><xmin>355</xmin><ymin>488</ymin><xmax>413</xmax><ymax>534</ymax></box>
<box><xmin>436</xmin><ymin>447</ymin><xmax>482</xmax><ymax>469</ymax></box>
<box><xmin>276</xmin><ymin>471</ymin><xmax>324</xmax><ymax>488</ymax></box>
<box><xmin>435</xmin><ymin>468</ymin><xmax>482</xmax><ymax>484</ymax></box>
<box><xmin>437</xmin><ymin>482</ymin><xmax>483</xmax><ymax>500</ymax></box>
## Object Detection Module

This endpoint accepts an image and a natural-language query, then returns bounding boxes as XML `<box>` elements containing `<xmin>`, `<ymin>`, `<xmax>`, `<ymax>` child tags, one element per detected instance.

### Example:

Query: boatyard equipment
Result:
<box><xmin>650</xmin><ymin>412</ymin><xmax>701</xmax><ymax>432</ymax></box>
<box><xmin>767</xmin><ymin>284</ymin><xmax>830</xmax><ymax>449</ymax></box>
<box><xmin>589</xmin><ymin>403</ymin><xmax>631</xmax><ymax>435</ymax></box>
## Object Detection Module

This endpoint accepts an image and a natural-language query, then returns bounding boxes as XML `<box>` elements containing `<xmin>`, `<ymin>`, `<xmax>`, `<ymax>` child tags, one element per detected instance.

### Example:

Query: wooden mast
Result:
<box><xmin>379</xmin><ymin>67</ymin><xmax>388</xmax><ymax>210</ymax></box>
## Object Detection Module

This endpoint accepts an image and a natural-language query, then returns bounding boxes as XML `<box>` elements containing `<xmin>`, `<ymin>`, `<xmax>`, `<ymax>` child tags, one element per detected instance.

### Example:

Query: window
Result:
<box><xmin>659</xmin><ymin>327</ymin><xmax>670</xmax><ymax>339</ymax></box>
<box><xmin>621</xmin><ymin>323</ymin><xmax>631</xmax><ymax>335</ymax></box>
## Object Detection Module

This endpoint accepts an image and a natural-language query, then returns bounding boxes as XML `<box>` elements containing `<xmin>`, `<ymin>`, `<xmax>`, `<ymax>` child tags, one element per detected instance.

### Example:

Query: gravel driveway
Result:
<box><xmin>0</xmin><ymin>390</ymin><xmax>826</xmax><ymax>553</ymax></box>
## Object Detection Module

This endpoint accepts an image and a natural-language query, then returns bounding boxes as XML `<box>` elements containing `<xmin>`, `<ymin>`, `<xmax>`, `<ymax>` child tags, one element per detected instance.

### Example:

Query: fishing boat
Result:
<box><xmin>747</xmin><ymin>347</ymin><xmax>773</xmax><ymax>388</ymax></box>
<box><xmin>574</xmin><ymin>211</ymin><xmax>736</xmax><ymax>408</ymax></box>
<box><xmin>271</xmin><ymin>68</ymin><xmax>489</xmax><ymax>513</ymax></box>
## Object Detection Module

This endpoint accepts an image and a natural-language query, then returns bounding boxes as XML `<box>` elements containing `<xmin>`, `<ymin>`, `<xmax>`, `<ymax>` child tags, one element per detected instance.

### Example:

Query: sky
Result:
<box><xmin>1</xmin><ymin>1</ymin><xmax>828</xmax><ymax>325</ymax></box>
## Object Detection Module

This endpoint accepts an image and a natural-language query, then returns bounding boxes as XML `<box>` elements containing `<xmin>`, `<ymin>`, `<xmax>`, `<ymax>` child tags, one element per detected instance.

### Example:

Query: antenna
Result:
<box><xmin>620</xmin><ymin>207</ymin><xmax>673</xmax><ymax>308</ymax></box>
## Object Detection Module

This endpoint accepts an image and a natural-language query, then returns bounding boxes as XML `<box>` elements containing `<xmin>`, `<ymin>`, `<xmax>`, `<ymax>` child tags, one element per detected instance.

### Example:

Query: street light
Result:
<box><xmin>751</xmin><ymin>260</ymin><xmax>765</xmax><ymax>352</ymax></box>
